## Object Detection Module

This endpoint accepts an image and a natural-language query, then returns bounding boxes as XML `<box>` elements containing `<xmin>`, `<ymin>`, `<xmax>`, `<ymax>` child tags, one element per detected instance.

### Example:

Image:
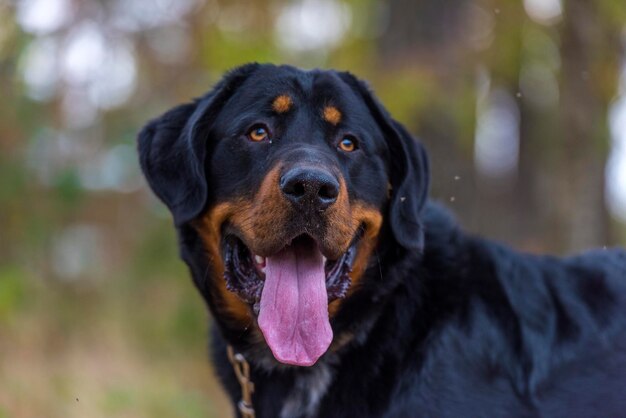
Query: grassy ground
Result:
<box><xmin>0</xmin><ymin>270</ymin><xmax>233</xmax><ymax>418</ymax></box>
<box><xmin>0</xmin><ymin>194</ymin><xmax>233</xmax><ymax>418</ymax></box>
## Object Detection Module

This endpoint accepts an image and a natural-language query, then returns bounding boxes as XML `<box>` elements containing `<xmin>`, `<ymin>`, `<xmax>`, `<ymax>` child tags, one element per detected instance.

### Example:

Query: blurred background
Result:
<box><xmin>0</xmin><ymin>0</ymin><xmax>625</xmax><ymax>416</ymax></box>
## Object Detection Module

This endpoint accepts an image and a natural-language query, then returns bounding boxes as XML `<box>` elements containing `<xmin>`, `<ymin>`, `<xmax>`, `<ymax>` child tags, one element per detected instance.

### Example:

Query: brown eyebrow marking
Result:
<box><xmin>323</xmin><ymin>105</ymin><xmax>342</xmax><ymax>125</ymax></box>
<box><xmin>272</xmin><ymin>95</ymin><xmax>292</xmax><ymax>113</ymax></box>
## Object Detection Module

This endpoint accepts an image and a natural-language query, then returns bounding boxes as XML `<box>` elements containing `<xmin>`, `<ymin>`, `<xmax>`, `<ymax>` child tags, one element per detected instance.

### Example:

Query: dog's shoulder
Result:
<box><xmin>387</xmin><ymin>202</ymin><xmax>626</xmax><ymax>417</ymax></box>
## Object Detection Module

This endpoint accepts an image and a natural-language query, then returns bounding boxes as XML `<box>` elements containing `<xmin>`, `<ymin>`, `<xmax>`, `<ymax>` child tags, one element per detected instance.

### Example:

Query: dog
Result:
<box><xmin>138</xmin><ymin>63</ymin><xmax>626</xmax><ymax>417</ymax></box>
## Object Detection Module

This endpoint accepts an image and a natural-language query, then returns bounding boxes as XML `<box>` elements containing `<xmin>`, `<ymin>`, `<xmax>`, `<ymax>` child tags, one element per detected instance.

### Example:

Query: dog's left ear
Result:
<box><xmin>138</xmin><ymin>63</ymin><xmax>260</xmax><ymax>226</ymax></box>
<box><xmin>339</xmin><ymin>73</ymin><xmax>430</xmax><ymax>251</ymax></box>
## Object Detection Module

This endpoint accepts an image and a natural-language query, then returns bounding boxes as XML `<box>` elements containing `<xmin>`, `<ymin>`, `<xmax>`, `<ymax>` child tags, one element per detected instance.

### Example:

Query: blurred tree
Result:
<box><xmin>377</xmin><ymin>0</ymin><xmax>623</xmax><ymax>253</ymax></box>
<box><xmin>556</xmin><ymin>0</ymin><xmax>618</xmax><ymax>250</ymax></box>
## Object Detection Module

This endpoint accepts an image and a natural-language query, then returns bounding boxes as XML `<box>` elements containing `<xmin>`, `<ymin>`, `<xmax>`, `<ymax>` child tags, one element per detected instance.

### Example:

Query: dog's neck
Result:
<box><xmin>278</xmin><ymin>360</ymin><xmax>334</xmax><ymax>418</ymax></box>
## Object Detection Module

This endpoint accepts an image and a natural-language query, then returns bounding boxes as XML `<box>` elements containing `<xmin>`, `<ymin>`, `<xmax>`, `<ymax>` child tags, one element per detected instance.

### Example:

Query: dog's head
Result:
<box><xmin>138</xmin><ymin>64</ymin><xmax>429</xmax><ymax>366</ymax></box>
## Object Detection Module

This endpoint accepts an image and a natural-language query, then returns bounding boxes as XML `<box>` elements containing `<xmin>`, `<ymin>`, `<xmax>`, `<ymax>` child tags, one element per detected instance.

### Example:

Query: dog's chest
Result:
<box><xmin>279</xmin><ymin>363</ymin><xmax>333</xmax><ymax>418</ymax></box>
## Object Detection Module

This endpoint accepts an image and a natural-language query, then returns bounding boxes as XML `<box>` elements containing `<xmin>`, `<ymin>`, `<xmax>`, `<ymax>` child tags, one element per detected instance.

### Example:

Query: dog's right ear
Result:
<box><xmin>138</xmin><ymin>63</ymin><xmax>260</xmax><ymax>226</ymax></box>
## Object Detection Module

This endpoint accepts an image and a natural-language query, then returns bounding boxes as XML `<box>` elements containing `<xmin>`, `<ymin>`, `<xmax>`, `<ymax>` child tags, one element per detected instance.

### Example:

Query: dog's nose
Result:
<box><xmin>280</xmin><ymin>167</ymin><xmax>340</xmax><ymax>211</ymax></box>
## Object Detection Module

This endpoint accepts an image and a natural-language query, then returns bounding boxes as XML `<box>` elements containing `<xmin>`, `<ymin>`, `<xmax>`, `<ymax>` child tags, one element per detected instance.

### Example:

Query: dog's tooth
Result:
<box><xmin>323</xmin><ymin>256</ymin><xmax>327</xmax><ymax>265</ymax></box>
<box><xmin>255</xmin><ymin>255</ymin><xmax>264</xmax><ymax>265</ymax></box>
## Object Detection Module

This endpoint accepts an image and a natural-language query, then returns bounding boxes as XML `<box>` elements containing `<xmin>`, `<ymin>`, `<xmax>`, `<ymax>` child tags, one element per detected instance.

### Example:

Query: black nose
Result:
<box><xmin>280</xmin><ymin>167</ymin><xmax>340</xmax><ymax>211</ymax></box>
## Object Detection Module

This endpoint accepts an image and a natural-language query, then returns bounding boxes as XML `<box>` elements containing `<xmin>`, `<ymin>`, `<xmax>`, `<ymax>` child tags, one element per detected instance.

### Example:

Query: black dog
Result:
<box><xmin>138</xmin><ymin>63</ymin><xmax>626</xmax><ymax>417</ymax></box>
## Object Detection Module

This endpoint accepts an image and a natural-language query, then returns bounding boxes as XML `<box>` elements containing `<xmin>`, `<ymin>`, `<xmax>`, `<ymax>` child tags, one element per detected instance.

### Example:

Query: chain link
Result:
<box><xmin>227</xmin><ymin>345</ymin><xmax>256</xmax><ymax>418</ymax></box>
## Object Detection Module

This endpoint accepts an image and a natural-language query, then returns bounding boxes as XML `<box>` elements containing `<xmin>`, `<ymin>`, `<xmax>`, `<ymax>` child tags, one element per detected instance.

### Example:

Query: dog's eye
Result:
<box><xmin>338</xmin><ymin>136</ymin><xmax>357</xmax><ymax>152</ymax></box>
<box><xmin>247</xmin><ymin>125</ymin><xmax>269</xmax><ymax>142</ymax></box>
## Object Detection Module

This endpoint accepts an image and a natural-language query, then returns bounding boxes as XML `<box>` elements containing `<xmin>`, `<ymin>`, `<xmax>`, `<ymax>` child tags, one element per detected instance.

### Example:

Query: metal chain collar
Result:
<box><xmin>227</xmin><ymin>345</ymin><xmax>256</xmax><ymax>418</ymax></box>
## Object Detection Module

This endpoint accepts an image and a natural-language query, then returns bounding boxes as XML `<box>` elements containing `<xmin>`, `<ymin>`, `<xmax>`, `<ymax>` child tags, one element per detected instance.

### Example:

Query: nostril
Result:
<box><xmin>291</xmin><ymin>182</ymin><xmax>306</xmax><ymax>198</ymax></box>
<box><xmin>319</xmin><ymin>183</ymin><xmax>339</xmax><ymax>201</ymax></box>
<box><xmin>280</xmin><ymin>175</ymin><xmax>306</xmax><ymax>199</ymax></box>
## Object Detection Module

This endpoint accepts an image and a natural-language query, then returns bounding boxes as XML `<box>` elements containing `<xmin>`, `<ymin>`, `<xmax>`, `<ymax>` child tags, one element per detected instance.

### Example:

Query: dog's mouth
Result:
<box><xmin>223</xmin><ymin>234</ymin><xmax>358</xmax><ymax>309</ymax></box>
<box><xmin>222</xmin><ymin>231</ymin><xmax>360</xmax><ymax>366</ymax></box>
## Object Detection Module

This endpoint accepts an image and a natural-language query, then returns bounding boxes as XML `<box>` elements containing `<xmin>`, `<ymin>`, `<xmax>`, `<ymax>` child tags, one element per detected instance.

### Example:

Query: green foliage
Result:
<box><xmin>53</xmin><ymin>168</ymin><xmax>84</xmax><ymax>207</ymax></box>
<box><xmin>0</xmin><ymin>265</ymin><xmax>27</xmax><ymax>323</ymax></box>
<box><xmin>101</xmin><ymin>388</ymin><xmax>134</xmax><ymax>414</ymax></box>
<box><xmin>0</xmin><ymin>158</ymin><xmax>27</xmax><ymax>203</ymax></box>
<box><xmin>131</xmin><ymin>221</ymin><xmax>183</xmax><ymax>279</ymax></box>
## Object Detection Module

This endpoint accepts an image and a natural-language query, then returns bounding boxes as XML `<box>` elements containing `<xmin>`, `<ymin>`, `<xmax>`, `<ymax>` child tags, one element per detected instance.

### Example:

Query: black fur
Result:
<box><xmin>138</xmin><ymin>64</ymin><xmax>626</xmax><ymax>417</ymax></box>
<box><xmin>338</xmin><ymin>72</ymin><xmax>429</xmax><ymax>251</ymax></box>
<box><xmin>138</xmin><ymin>63</ymin><xmax>260</xmax><ymax>225</ymax></box>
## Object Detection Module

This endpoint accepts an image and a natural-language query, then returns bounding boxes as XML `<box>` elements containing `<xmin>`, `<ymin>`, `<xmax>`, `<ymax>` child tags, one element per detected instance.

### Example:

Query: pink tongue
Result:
<box><xmin>258</xmin><ymin>239</ymin><xmax>332</xmax><ymax>367</ymax></box>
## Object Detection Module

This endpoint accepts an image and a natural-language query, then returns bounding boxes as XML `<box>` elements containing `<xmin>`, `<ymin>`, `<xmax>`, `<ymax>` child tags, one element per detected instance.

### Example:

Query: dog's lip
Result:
<box><xmin>232</xmin><ymin>229</ymin><xmax>344</xmax><ymax>260</ymax></box>
<box><xmin>221</xmin><ymin>231</ymin><xmax>361</xmax><ymax>314</ymax></box>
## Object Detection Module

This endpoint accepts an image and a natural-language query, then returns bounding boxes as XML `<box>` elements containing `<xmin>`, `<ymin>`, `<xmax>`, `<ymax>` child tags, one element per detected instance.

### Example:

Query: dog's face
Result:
<box><xmin>139</xmin><ymin>64</ymin><xmax>429</xmax><ymax>367</ymax></box>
